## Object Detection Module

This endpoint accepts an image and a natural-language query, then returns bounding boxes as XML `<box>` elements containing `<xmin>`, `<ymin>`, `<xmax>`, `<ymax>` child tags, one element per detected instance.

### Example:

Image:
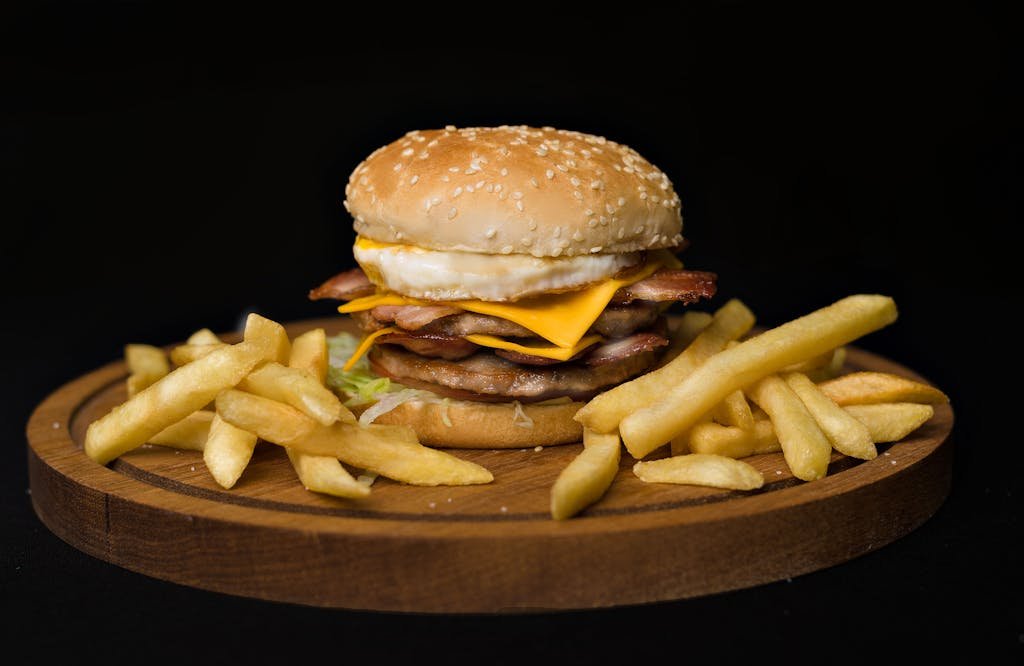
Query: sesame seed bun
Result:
<box><xmin>363</xmin><ymin>398</ymin><xmax>585</xmax><ymax>448</ymax></box>
<box><xmin>344</xmin><ymin>125</ymin><xmax>684</xmax><ymax>258</ymax></box>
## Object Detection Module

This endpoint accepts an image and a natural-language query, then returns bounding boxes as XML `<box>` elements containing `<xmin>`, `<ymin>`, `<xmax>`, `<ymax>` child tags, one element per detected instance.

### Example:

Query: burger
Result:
<box><xmin>310</xmin><ymin>125</ymin><xmax>716</xmax><ymax>448</ymax></box>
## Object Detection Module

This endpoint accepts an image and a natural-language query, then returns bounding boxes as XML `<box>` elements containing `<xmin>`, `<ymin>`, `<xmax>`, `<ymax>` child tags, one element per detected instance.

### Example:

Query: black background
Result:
<box><xmin>2</xmin><ymin>2</ymin><xmax>1020</xmax><ymax>663</ymax></box>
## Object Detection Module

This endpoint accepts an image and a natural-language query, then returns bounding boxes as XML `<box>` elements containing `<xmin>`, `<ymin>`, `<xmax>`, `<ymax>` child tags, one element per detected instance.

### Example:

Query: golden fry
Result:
<box><xmin>619</xmin><ymin>295</ymin><xmax>898</xmax><ymax>458</ymax></box>
<box><xmin>170</xmin><ymin>343</ymin><xmax>227</xmax><ymax>366</ymax></box>
<box><xmin>550</xmin><ymin>430</ymin><xmax>621</xmax><ymax>520</ymax></box>
<box><xmin>85</xmin><ymin>342</ymin><xmax>264</xmax><ymax>464</ymax></box>
<box><xmin>633</xmin><ymin>454</ymin><xmax>763</xmax><ymax>490</ymax></box>
<box><xmin>783</xmin><ymin>372</ymin><xmax>876</xmax><ymax>460</ymax></box>
<box><xmin>148</xmin><ymin>410</ymin><xmax>214</xmax><ymax>451</ymax></box>
<box><xmin>657</xmin><ymin>310</ymin><xmax>713</xmax><ymax>367</ymax></box>
<box><xmin>238</xmin><ymin>361</ymin><xmax>350</xmax><ymax>426</ymax></box>
<box><xmin>243</xmin><ymin>313</ymin><xmax>291</xmax><ymax>364</ymax></box>
<box><xmin>186</xmin><ymin>328</ymin><xmax>222</xmax><ymax>345</ymax></box>
<box><xmin>286</xmin><ymin>448</ymin><xmax>370</xmax><ymax>499</ymax></box>
<box><xmin>125</xmin><ymin>344</ymin><xmax>169</xmax><ymax>396</ymax></box>
<box><xmin>288</xmin><ymin>328</ymin><xmax>329</xmax><ymax>383</ymax></box>
<box><xmin>748</xmin><ymin>375</ymin><xmax>832</xmax><ymax>481</ymax></box>
<box><xmin>817</xmin><ymin>371</ymin><xmax>949</xmax><ymax>406</ymax></box>
<box><xmin>216</xmin><ymin>390</ymin><xmax>492</xmax><ymax>486</ymax></box>
<box><xmin>844</xmin><ymin>403</ymin><xmax>935</xmax><ymax>442</ymax></box>
<box><xmin>576</xmin><ymin>298</ymin><xmax>756</xmax><ymax>433</ymax></box>
<box><xmin>203</xmin><ymin>413</ymin><xmax>258</xmax><ymax>489</ymax></box>
<box><xmin>688</xmin><ymin>419</ymin><xmax>780</xmax><ymax>458</ymax></box>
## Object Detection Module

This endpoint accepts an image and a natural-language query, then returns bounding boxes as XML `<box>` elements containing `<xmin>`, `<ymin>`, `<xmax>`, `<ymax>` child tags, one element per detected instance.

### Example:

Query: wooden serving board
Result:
<box><xmin>27</xmin><ymin>317</ymin><xmax>953</xmax><ymax>613</ymax></box>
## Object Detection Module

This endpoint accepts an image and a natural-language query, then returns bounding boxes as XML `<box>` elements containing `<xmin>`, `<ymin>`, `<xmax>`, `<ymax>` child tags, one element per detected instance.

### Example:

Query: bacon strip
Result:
<box><xmin>610</xmin><ymin>269</ymin><xmax>717</xmax><ymax>305</ymax></box>
<box><xmin>583</xmin><ymin>333</ymin><xmax>669</xmax><ymax>366</ymax></box>
<box><xmin>371</xmin><ymin>304</ymin><xmax>463</xmax><ymax>330</ymax></box>
<box><xmin>308</xmin><ymin>268</ymin><xmax>375</xmax><ymax>301</ymax></box>
<box><xmin>376</xmin><ymin>331</ymin><xmax>479</xmax><ymax>361</ymax></box>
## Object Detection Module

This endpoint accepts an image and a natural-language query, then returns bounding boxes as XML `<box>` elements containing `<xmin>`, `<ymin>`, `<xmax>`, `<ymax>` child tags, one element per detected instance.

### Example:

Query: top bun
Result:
<box><xmin>344</xmin><ymin>126</ymin><xmax>684</xmax><ymax>258</ymax></box>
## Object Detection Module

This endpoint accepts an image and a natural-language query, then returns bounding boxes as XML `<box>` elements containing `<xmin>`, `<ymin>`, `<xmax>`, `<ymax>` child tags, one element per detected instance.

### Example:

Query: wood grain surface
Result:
<box><xmin>26</xmin><ymin>317</ymin><xmax>954</xmax><ymax>613</ymax></box>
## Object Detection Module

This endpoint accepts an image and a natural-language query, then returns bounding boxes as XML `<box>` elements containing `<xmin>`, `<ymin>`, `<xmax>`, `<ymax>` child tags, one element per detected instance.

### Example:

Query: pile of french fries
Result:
<box><xmin>550</xmin><ymin>294</ymin><xmax>949</xmax><ymax>519</ymax></box>
<box><xmin>88</xmin><ymin>295</ymin><xmax>947</xmax><ymax>521</ymax></box>
<box><xmin>86</xmin><ymin>314</ymin><xmax>493</xmax><ymax>498</ymax></box>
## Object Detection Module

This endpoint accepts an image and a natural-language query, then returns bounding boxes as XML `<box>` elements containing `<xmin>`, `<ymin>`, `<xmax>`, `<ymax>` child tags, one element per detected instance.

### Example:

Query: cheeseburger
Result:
<box><xmin>310</xmin><ymin>125</ymin><xmax>716</xmax><ymax>448</ymax></box>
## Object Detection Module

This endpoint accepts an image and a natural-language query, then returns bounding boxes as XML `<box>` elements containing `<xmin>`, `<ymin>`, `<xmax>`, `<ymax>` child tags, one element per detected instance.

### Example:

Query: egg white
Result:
<box><xmin>354</xmin><ymin>242</ymin><xmax>642</xmax><ymax>302</ymax></box>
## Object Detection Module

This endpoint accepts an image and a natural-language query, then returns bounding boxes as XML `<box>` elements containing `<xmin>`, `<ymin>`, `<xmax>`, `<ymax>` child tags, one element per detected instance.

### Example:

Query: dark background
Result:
<box><xmin>2</xmin><ymin>2</ymin><xmax>1020</xmax><ymax>663</ymax></box>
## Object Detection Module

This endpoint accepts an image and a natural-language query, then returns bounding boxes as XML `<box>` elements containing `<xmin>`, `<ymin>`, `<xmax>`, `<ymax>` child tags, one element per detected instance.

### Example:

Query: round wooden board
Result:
<box><xmin>27</xmin><ymin>317</ymin><xmax>953</xmax><ymax>613</ymax></box>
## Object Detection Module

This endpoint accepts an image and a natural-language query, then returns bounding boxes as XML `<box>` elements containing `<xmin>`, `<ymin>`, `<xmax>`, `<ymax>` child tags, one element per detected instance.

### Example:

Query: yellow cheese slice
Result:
<box><xmin>464</xmin><ymin>334</ymin><xmax>604</xmax><ymax>362</ymax></box>
<box><xmin>342</xmin><ymin>327</ymin><xmax>398</xmax><ymax>372</ymax></box>
<box><xmin>338</xmin><ymin>258</ymin><xmax>665</xmax><ymax>349</ymax></box>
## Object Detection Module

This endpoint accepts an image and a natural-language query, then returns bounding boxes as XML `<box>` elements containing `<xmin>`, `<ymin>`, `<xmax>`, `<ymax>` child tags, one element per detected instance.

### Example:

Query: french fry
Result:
<box><xmin>243</xmin><ymin>313</ymin><xmax>291</xmax><ymax>364</ymax></box>
<box><xmin>618</xmin><ymin>295</ymin><xmax>898</xmax><ymax>458</ymax></box>
<box><xmin>203</xmin><ymin>413</ymin><xmax>258</xmax><ymax>489</ymax></box>
<box><xmin>550</xmin><ymin>430</ymin><xmax>621</xmax><ymax>520</ymax></box>
<box><xmin>286</xmin><ymin>448</ymin><xmax>370</xmax><ymax>499</ymax></box>
<box><xmin>817</xmin><ymin>371</ymin><xmax>949</xmax><ymax>406</ymax></box>
<box><xmin>633</xmin><ymin>454</ymin><xmax>764</xmax><ymax>490</ymax></box>
<box><xmin>238</xmin><ymin>361</ymin><xmax>351</xmax><ymax>426</ymax></box>
<box><xmin>284</xmin><ymin>328</ymin><xmax>363</xmax><ymax>497</ymax></box>
<box><xmin>187</xmin><ymin>328</ymin><xmax>222</xmax><ymax>345</ymax></box>
<box><xmin>713</xmin><ymin>391</ymin><xmax>755</xmax><ymax>429</ymax></box>
<box><xmin>748</xmin><ymin>375</ymin><xmax>832</xmax><ymax>481</ymax></box>
<box><xmin>288</xmin><ymin>328</ymin><xmax>329</xmax><ymax>383</ymax></box>
<box><xmin>125</xmin><ymin>344</ymin><xmax>170</xmax><ymax>396</ymax></box>
<box><xmin>844</xmin><ymin>403</ymin><xmax>935</xmax><ymax>443</ymax></box>
<box><xmin>215</xmin><ymin>389</ymin><xmax>318</xmax><ymax>445</ymax></box>
<box><xmin>783</xmin><ymin>372</ymin><xmax>876</xmax><ymax>460</ymax></box>
<box><xmin>85</xmin><ymin>342</ymin><xmax>264</xmax><ymax>464</ymax></box>
<box><xmin>688</xmin><ymin>419</ymin><xmax>780</xmax><ymax>458</ymax></box>
<box><xmin>657</xmin><ymin>310</ymin><xmax>713</xmax><ymax>367</ymax></box>
<box><xmin>148</xmin><ymin>410</ymin><xmax>214</xmax><ymax>451</ymax></box>
<box><xmin>576</xmin><ymin>298</ymin><xmax>756</xmax><ymax>433</ymax></box>
<box><xmin>170</xmin><ymin>343</ymin><xmax>227</xmax><ymax>366</ymax></box>
<box><xmin>805</xmin><ymin>347</ymin><xmax>847</xmax><ymax>382</ymax></box>
<box><xmin>216</xmin><ymin>390</ymin><xmax>492</xmax><ymax>486</ymax></box>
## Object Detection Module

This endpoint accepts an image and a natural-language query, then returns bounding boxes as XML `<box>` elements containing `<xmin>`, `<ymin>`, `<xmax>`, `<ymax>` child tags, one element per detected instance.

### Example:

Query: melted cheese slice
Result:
<box><xmin>339</xmin><ymin>257</ymin><xmax>665</xmax><ymax>349</ymax></box>
<box><xmin>465</xmin><ymin>334</ymin><xmax>603</xmax><ymax>361</ymax></box>
<box><xmin>342</xmin><ymin>326</ymin><xmax>397</xmax><ymax>372</ymax></box>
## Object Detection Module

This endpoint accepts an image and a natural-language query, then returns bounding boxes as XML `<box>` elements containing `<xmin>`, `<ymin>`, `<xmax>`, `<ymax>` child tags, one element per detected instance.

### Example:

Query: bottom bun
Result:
<box><xmin>367</xmin><ymin>398</ymin><xmax>585</xmax><ymax>449</ymax></box>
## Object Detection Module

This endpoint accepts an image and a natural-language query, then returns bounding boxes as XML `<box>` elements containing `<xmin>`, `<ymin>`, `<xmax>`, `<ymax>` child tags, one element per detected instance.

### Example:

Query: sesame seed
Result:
<box><xmin>536</xmin><ymin>147</ymin><xmax>548</xmax><ymax>156</ymax></box>
<box><xmin>52</xmin><ymin>421</ymin><xmax>60</xmax><ymax>429</ymax></box>
<box><xmin>410</xmin><ymin>174</ymin><xmax>419</xmax><ymax>185</ymax></box>
<box><xmin>499</xmin><ymin>192</ymin><xmax>508</xmax><ymax>200</ymax></box>
<box><xmin>565</xmin><ymin>247</ymin><xmax>575</xmax><ymax>256</ymax></box>
<box><xmin>418</xmin><ymin>151</ymin><xmax>430</xmax><ymax>159</ymax></box>
<box><xmin>494</xmin><ymin>184</ymin><xmax>502</xmax><ymax>192</ymax></box>
<box><xmin>530</xmin><ymin>177</ymin><xmax>539</xmax><ymax>187</ymax></box>
<box><xmin>448</xmin><ymin>207</ymin><xmax>458</xmax><ymax>219</ymax></box>
<box><xmin>521</xmin><ymin>237</ymin><xmax>532</xmax><ymax>246</ymax></box>
<box><xmin>427</xmin><ymin>139</ymin><xmax>439</xmax><ymax>148</ymax></box>
<box><xmin>553</xmin><ymin>226</ymin><xmax>562</xmax><ymax>238</ymax></box>
<box><xmin>515</xmin><ymin>200</ymin><xmax>524</xmax><ymax>212</ymax></box>
<box><xmin>453</xmin><ymin>186</ymin><xmax>463</xmax><ymax>198</ymax></box>
<box><xmin>570</xmin><ymin>176</ymin><xmax>581</xmax><ymax>187</ymax></box>
<box><xmin>485</xmin><ymin>228</ymin><xmax>497</xmax><ymax>238</ymax></box>
<box><xmin>573</xmin><ymin>190</ymin><xmax>583</xmax><ymax>200</ymax></box>
<box><xmin>528</xmin><ymin>220</ymin><xmax>537</xmax><ymax>230</ymax></box>
<box><xmin>445</xmin><ymin>124</ymin><xmax>456</xmax><ymax>131</ymax></box>
<box><xmin>605</xmin><ymin>203</ymin><xmax>615</xmax><ymax>214</ymax></box>
<box><xmin>500</xmin><ymin>245</ymin><xmax>513</xmax><ymax>254</ymax></box>
<box><xmin>441</xmin><ymin>175</ymin><xmax>450</xmax><ymax>182</ymax></box>
<box><xmin>534</xmin><ymin>445</ymin><xmax>544</xmax><ymax>452</ymax></box>
<box><xmin>587</xmin><ymin>219</ymin><xmax>598</xmax><ymax>228</ymax></box>
<box><xmin>448</xmin><ymin>166</ymin><xmax>460</xmax><ymax>173</ymax></box>
<box><xmin>590</xmin><ymin>246</ymin><xmax>603</xmax><ymax>253</ymax></box>
<box><xmin>552</xmin><ymin>247</ymin><xmax>563</xmax><ymax>257</ymax></box>
<box><xmin>475</xmin><ymin>180</ymin><xmax>486</xmax><ymax>190</ymax></box>
<box><xmin>431</xmin><ymin>196</ymin><xmax>441</xmax><ymax>206</ymax></box>
<box><xmin>511</xmin><ymin>191</ymin><xmax>523</xmax><ymax>199</ymax></box>
<box><xmin>401</xmin><ymin>147</ymin><xmax>414</xmax><ymax>157</ymax></box>
<box><xmin>546</xmin><ymin>169</ymin><xmax>555</xmax><ymax>180</ymax></box>
<box><xmin>501</xmin><ymin>167</ymin><xmax>509</xmax><ymax>176</ymax></box>
<box><xmin>465</xmin><ymin>184</ymin><xmax>474</xmax><ymax>193</ymax></box>
<box><xmin>584</xmin><ymin>208</ymin><xmax>593</xmax><ymax>216</ymax></box>
<box><xmin>776</xmin><ymin>470</ymin><xmax>783</xmax><ymax>475</ymax></box>
<box><xmin>617</xmin><ymin>197</ymin><xmax>626</xmax><ymax>206</ymax></box>
<box><xmin>572</xmin><ymin>230</ymin><xmax>584</xmax><ymax>242</ymax></box>
<box><xmin>617</xmin><ymin>228</ymin><xmax>625</xmax><ymax>239</ymax></box>
<box><xmin>485</xmin><ymin>184</ymin><xmax>494</xmax><ymax>193</ymax></box>
<box><xmin>557</xmin><ymin>163</ymin><xmax>569</xmax><ymax>172</ymax></box>
<box><xmin>500</xmin><ymin>506</ymin><xmax>508</xmax><ymax>513</ymax></box>
<box><xmin>639</xmin><ymin>191</ymin><xmax>648</xmax><ymax>200</ymax></box>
